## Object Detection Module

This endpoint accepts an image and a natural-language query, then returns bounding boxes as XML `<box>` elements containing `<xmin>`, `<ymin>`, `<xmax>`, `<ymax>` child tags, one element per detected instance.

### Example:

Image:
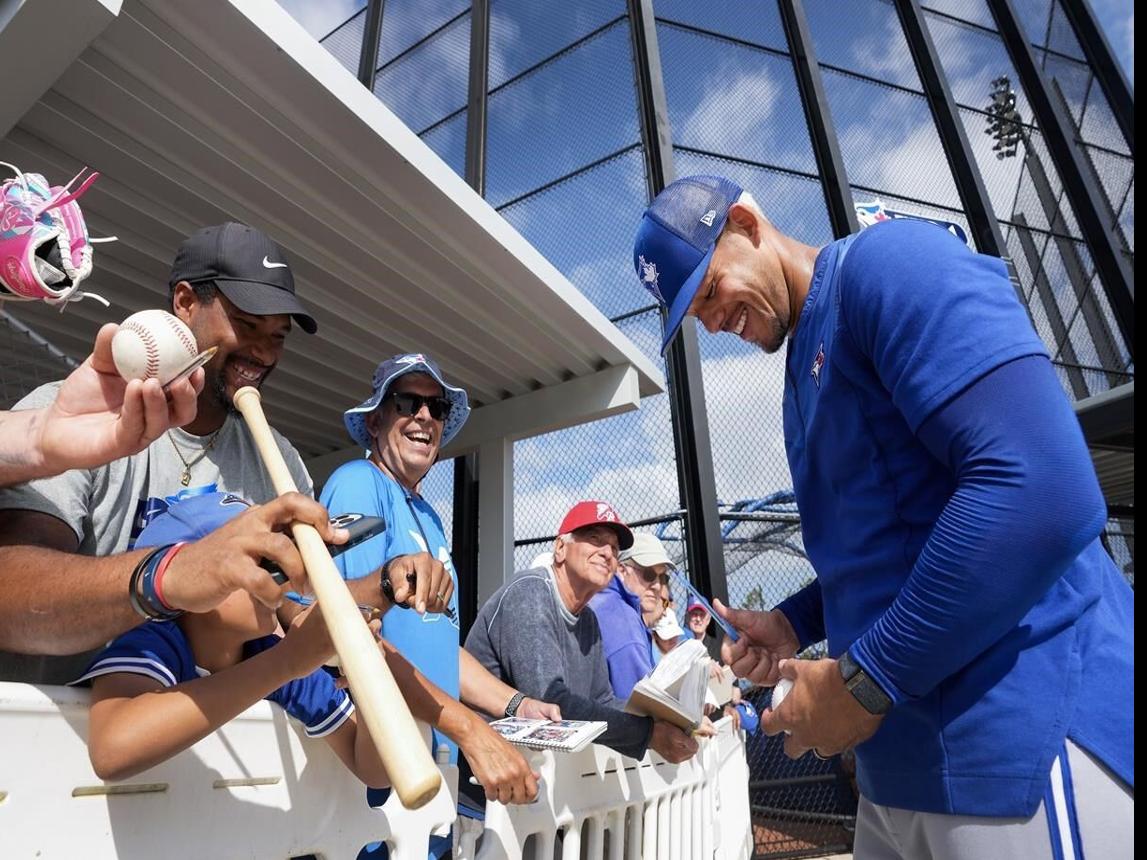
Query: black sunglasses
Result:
<box><xmin>386</xmin><ymin>391</ymin><xmax>452</xmax><ymax>422</ymax></box>
<box><xmin>626</xmin><ymin>562</ymin><xmax>670</xmax><ymax>587</ymax></box>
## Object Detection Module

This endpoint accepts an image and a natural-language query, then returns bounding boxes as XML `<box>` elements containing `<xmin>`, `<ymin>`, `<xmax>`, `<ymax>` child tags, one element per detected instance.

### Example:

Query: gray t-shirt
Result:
<box><xmin>0</xmin><ymin>381</ymin><xmax>313</xmax><ymax>683</ymax></box>
<box><xmin>464</xmin><ymin>566</ymin><xmax>653</xmax><ymax>759</ymax></box>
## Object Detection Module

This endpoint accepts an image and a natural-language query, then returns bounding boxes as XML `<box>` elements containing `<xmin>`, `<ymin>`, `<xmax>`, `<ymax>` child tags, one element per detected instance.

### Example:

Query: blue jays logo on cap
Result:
<box><xmin>632</xmin><ymin>175</ymin><xmax>742</xmax><ymax>354</ymax></box>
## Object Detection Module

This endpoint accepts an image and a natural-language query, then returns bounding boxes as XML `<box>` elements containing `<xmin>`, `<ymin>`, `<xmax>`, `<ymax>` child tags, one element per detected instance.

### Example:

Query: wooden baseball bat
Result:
<box><xmin>233</xmin><ymin>386</ymin><xmax>441</xmax><ymax>809</ymax></box>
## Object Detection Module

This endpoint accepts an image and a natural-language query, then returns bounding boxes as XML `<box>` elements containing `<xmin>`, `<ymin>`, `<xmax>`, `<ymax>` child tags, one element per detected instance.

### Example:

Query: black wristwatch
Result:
<box><xmin>838</xmin><ymin>651</ymin><xmax>893</xmax><ymax>715</ymax></box>
<box><xmin>504</xmin><ymin>691</ymin><xmax>526</xmax><ymax>718</ymax></box>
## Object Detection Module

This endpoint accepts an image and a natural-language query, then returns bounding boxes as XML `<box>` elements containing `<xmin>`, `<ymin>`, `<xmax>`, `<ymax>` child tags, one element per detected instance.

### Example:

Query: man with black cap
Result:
<box><xmin>465</xmin><ymin>501</ymin><xmax>700</xmax><ymax>765</ymax></box>
<box><xmin>0</xmin><ymin>223</ymin><xmax>343</xmax><ymax>684</ymax></box>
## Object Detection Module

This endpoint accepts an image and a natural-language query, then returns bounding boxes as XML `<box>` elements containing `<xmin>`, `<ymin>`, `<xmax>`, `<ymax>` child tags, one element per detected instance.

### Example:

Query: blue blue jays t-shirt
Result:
<box><xmin>783</xmin><ymin>219</ymin><xmax>1133</xmax><ymax>816</ymax></box>
<box><xmin>74</xmin><ymin>622</ymin><xmax>354</xmax><ymax>738</ymax></box>
<box><xmin>320</xmin><ymin>458</ymin><xmax>461</xmax><ymax>765</ymax></box>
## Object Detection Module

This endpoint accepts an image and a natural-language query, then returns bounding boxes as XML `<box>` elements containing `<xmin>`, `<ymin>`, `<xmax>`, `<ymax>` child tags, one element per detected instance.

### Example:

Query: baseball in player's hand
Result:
<box><xmin>715</xmin><ymin>601</ymin><xmax>800</xmax><ymax>687</ymax></box>
<box><xmin>162</xmin><ymin>493</ymin><xmax>349</xmax><ymax>613</ymax></box>
<box><xmin>34</xmin><ymin>323</ymin><xmax>204</xmax><ymax>478</ymax></box>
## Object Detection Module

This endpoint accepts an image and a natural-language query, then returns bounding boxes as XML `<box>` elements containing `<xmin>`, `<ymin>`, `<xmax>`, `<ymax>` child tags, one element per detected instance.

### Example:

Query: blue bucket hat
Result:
<box><xmin>632</xmin><ymin>174</ymin><xmax>742</xmax><ymax>353</ymax></box>
<box><xmin>343</xmin><ymin>353</ymin><xmax>471</xmax><ymax>449</ymax></box>
<box><xmin>137</xmin><ymin>492</ymin><xmax>251</xmax><ymax>548</ymax></box>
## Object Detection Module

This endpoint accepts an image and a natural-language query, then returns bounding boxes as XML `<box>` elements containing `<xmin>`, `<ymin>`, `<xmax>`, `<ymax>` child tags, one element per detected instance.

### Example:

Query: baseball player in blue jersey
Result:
<box><xmin>631</xmin><ymin>175</ymin><xmax>1133</xmax><ymax>859</ymax></box>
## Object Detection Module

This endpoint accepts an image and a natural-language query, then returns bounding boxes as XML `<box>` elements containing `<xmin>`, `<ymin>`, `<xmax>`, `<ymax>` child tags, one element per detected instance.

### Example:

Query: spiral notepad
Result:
<box><xmin>488</xmin><ymin>718</ymin><xmax>608</xmax><ymax>754</ymax></box>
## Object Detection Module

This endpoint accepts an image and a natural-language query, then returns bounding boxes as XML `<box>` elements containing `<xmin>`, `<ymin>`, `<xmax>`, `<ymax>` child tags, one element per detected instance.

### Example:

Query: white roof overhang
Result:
<box><xmin>0</xmin><ymin>0</ymin><xmax>663</xmax><ymax>471</ymax></box>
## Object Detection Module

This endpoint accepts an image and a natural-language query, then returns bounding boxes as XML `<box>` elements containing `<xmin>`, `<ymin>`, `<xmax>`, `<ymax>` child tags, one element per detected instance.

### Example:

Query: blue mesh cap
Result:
<box><xmin>343</xmin><ymin>353</ymin><xmax>471</xmax><ymax>450</ymax></box>
<box><xmin>632</xmin><ymin>175</ymin><xmax>743</xmax><ymax>353</ymax></box>
<box><xmin>136</xmin><ymin>492</ymin><xmax>251</xmax><ymax>547</ymax></box>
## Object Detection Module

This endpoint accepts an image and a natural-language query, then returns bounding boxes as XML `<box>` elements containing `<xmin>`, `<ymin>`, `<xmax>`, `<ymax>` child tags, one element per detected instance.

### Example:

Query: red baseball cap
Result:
<box><xmin>558</xmin><ymin>500</ymin><xmax>634</xmax><ymax>550</ymax></box>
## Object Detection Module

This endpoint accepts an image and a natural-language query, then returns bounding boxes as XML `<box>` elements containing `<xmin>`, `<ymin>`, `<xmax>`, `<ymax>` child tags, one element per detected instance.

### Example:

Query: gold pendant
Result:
<box><xmin>181</xmin><ymin>469</ymin><xmax>191</xmax><ymax>486</ymax></box>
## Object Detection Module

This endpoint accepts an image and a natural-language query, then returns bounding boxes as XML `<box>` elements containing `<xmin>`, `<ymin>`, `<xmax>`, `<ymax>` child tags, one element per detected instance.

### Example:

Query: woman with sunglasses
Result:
<box><xmin>589</xmin><ymin>532</ymin><xmax>677</xmax><ymax>700</ymax></box>
<box><xmin>320</xmin><ymin>354</ymin><xmax>560</xmax><ymax>858</ymax></box>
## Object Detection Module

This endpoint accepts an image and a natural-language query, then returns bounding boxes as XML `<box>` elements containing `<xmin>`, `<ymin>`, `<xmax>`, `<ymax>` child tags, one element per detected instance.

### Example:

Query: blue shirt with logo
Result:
<box><xmin>320</xmin><ymin>458</ymin><xmax>461</xmax><ymax>764</ymax></box>
<box><xmin>589</xmin><ymin>575</ymin><xmax>655</xmax><ymax>699</ymax></box>
<box><xmin>778</xmin><ymin>219</ymin><xmax>1133</xmax><ymax>816</ymax></box>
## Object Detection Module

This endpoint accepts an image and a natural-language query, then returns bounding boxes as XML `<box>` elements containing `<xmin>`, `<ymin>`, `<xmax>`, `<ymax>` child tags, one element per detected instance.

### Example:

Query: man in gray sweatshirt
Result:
<box><xmin>464</xmin><ymin>500</ymin><xmax>699</xmax><ymax>763</ymax></box>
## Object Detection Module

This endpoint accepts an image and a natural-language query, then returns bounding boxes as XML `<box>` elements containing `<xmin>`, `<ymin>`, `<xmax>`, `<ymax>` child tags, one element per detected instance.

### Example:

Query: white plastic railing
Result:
<box><xmin>0</xmin><ymin>683</ymin><xmax>752</xmax><ymax>859</ymax></box>
<box><xmin>462</xmin><ymin>718</ymin><xmax>752</xmax><ymax>860</ymax></box>
<box><xmin>0</xmin><ymin>682</ymin><xmax>457</xmax><ymax>859</ymax></box>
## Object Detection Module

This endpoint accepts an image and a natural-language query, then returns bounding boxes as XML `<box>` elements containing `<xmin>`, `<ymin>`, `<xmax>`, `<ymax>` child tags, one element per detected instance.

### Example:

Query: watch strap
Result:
<box><xmin>504</xmin><ymin>691</ymin><xmax>526</xmax><ymax>718</ymax></box>
<box><xmin>838</xmin><ymin>651</ymin><xmax>893</xmax><ymax>715</ymax></box>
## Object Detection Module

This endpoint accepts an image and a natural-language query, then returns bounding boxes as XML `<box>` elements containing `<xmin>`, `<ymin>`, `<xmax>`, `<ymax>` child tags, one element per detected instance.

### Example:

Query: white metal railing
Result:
<box><xmin>0</xmin><ymin>683</ymin><xmax>751</xmax><ymax>859</ymax></box>
<box><xmin>0</xmin><ymin>682</ymin><xmax>457</xmax><ymax>859</ymax></box>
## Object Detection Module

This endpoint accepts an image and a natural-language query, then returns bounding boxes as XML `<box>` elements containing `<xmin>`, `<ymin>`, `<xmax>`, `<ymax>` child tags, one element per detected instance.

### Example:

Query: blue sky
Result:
<box><xmin>278</xmin><ymin>0</ymin><xmax>1133</xmax><ymax>81</ymax></box>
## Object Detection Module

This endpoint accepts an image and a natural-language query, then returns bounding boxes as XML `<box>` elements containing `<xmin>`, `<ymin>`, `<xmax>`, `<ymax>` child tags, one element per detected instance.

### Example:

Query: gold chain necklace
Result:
<box><xmin>167</xmin><ymin>426</ymin><xmax>224</xmax><ymax>486</ymax></box>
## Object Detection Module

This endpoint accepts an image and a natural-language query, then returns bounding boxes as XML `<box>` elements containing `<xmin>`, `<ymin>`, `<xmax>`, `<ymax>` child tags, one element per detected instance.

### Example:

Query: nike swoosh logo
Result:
<box><xmin>262</xmin><ymin>256</ymin><xmax>288</xmax><ymax>269</ymax></box>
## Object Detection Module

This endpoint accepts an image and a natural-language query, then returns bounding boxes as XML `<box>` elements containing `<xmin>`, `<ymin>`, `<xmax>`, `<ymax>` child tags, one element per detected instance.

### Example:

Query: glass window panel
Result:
<box><xmin>675</xmin><ymin>150</ymin><xmax>834</xmax><ymax>247</ymax></box>
<box><xmin>652</xmin><ymin>0</ymin><xmax>788</xmax><ymax>52</ymax></box>
<box><xmin>658</xmin><ymin>23</ymin><xmax>819</xmax><ymax>176</ymax></box>
<box><xmin>485</xmin><ymin>21</ymin><xmax>640</xmax><ymax>207</ymax></box>
<box><xmin>804</xmin><ymin>0</ymin><xmax>921</xmax><ymax>90</ymax></box>
<box><xmin>497</xmin><ymin>149</ymin><xmax>652</xmax><ymax>319</ymax></box>
<box><xmin>822</xmin><ymin>69</ymin><xmax>961</xmax><ymax>209</ymax></box>
<box><xmin>489</xmin><ymin>0</ymin><xmax>624</xmax><ymax>90</ymax></box>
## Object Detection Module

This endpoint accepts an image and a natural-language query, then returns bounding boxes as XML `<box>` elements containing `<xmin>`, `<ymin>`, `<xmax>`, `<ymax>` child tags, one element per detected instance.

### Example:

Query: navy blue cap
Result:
<box><xmin>137</xmin><ymin>492</ymin><xmax>251</xmax><ymax>547</ymax></box>
<box><xmin>632</xmin><ymin>175</ymin><xmax>742</xmax><ymax>353</ymax></box>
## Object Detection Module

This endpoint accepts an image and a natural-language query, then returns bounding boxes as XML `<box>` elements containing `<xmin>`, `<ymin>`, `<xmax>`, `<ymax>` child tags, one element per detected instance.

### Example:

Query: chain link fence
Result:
<box><xmin>0</xmin><ymin>311</ymin><xmax>78</xmax><ymax>409</ymax></box>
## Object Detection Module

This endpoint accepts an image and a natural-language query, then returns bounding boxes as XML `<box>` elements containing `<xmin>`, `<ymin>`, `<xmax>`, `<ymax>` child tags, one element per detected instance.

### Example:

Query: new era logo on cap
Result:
<box><xmin>632</xmin><ymin>175</ymin><xmax>742</xmax><ymax>354</ymax></box>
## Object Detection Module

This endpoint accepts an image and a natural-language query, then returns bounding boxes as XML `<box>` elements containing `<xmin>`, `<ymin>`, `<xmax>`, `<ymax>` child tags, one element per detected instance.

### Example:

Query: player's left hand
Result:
<box><xmin>516</xmin><ymin>697</ymin><xmax>561</xmax><ymax>721</ymax></box>
<box><xmin>36</xmin><ymin>323</ymin><xmax>203</xmax><ymax>476</ymax></box>
<box><xmin>761</xmin><ymin>657</ymin><xmax>884</xmax><ymax>760</ymax></box>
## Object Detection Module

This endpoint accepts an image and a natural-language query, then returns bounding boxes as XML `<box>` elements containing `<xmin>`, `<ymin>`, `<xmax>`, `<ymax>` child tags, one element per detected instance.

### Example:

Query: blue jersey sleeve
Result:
<box><xmin>850</xmin><ymin>355</ymin><xmax>1107</xmax><ymax>704</ymax></box>
<box><xmin>840</xmin><ymin>220</ymin><xmax>1047</xmax><ymax>432</ymax></box>
<box><xmin>245</xmin><ymin>636</ymin><xmax>355</xmax><ymax>738</ymax></box>
<box><xmin>320</xmin><ymin>459</ymin><xmax>394</xmax><ymax>583</ymax></box>
<box><xmin>72</xmin><ymin>622</ymin><xmax>193</xmax><ymax>688</ymax></box>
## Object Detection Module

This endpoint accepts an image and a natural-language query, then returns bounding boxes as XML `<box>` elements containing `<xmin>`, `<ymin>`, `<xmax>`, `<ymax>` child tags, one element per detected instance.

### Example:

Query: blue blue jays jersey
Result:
<box><xmin>782</xmin><ymin>220</ymin><xmax>1132</xmax><ymax>816</ymax></box>
<box><xmin>321</xmin><ymin>458</ymin><xmax>461</xmax><ymax>764</ymax></box>
<box><xmin>74</xmin><ymin>622</ymin><xmax>353</xmax><ymax>738</ymax></box>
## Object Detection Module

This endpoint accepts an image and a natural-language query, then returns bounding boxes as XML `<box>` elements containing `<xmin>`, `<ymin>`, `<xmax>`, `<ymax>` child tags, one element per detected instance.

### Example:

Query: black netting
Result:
<box><xmin>420</xmin><ymin>109</ymin><xmax>469</xmax><ymax>179</ymax></box>
<box><xmin>488</xmin><ymin>0</ymin><xmax>624</xmax><ymax>90</ymax></box>
<box><xmin>318</xmin><ymin>6</ymin><xmax>368</xmax><ymax>76</ymax></box>
<box><xmin>497</xmin><ymin>148</ymin><xmax>650</xmax><ymax>320</ymax></box>
<box><xmin>820</xmin><ymin>68</ymin><xmax>962</xmax><ymax>210</ymax></box>
<box><xmin>657</xmin><ymin>22</ymin><xmax>819</xmax><ymax>177</ymax></box>
<box><xmin>653</xmin><ymin>0</ymin><xmax>789</xmax><ymax>53</ymax></box>
<box><xmin>373</xmin><ymin>10</ymin><xmax>471</xmax><ymax>134</ymax></box>
<box><xmin>376</xmin><ymin>0</ymin><xmax>471</xmax><ymax>65</ymax></box>
<box><xmin>0</xmin><ymin>311</ymin><xmax>78</xmax><ymax>409</ymax></box>
<box><xmin>485</xmin><ymin>20</ymin><xmax>640</xmax><ymax>208</ymax></box>
<box><xmin>804</xmin><ymin>0</ymin><xmax>922</xmax><ymax>90</ymax></box>
<box><xmin>420</xmin><ymin>457</ymin><xmax>457</xmax><ymax>547</ymax></box>
<box><xmin>674</xmin><ymin>151</ymin><xmax>835</xmax><ymax>247</ymax></box>
<box><xmin>1104</xmin><ymin>518</ymin><xmax>1134</xmax><ymax>585</ymax></box>
<box><xmin>920</xmin><ymin>0</ymin><xmax>996</xmax><ymax>29</ymax></box>
<box><xmin>924</xmin><ymin>9</ymin><xmax>1033</xmax><ymax>118</ymax></box>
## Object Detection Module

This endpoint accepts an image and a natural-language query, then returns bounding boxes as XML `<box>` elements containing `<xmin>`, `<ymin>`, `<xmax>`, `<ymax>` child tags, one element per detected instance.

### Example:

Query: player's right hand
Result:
<box><xmin>649</xmin><ymin>720</ymin><xmax>699</xmax><ymax>763</ymax></box>
<box><xmin>714</xmin><ymin>602</ymin><xmax>800</xmax><ymax>687</ymax></box>
<box><xmin>162</xmin><ymin>493</ymin><xmax>348</xmax><ymax>613</ymax></box>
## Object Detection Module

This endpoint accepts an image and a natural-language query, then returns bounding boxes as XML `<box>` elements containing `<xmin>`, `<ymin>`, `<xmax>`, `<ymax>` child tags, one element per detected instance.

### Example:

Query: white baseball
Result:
<box><xmin>771</xmin><ymin>677</ymin><xmax>794</xmax><ymax>711</ymax></box>
<box><xmin>112</xmin><ymin>310</ymin><xmax>199</xmax><ymax>385</ymax></box>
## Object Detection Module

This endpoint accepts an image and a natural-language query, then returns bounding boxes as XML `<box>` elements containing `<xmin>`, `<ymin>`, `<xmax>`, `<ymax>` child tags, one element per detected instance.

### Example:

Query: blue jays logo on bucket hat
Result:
<box><xmin>343</xmin><ymin>353</ymin><xmax>471</xmax><ymax>450</ymax></box>
<box><xmin>632</xmin><ymin>175</ymin><xmax>742</xmax><ymax>353</ymax></box>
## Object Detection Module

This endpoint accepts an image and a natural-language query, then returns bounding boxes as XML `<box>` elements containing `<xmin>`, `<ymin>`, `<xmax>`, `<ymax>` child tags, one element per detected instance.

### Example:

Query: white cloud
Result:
<box><xmin>680</xmin><ymin>68</ymin><xmax>782</xmax><ymax>156</ymax></box>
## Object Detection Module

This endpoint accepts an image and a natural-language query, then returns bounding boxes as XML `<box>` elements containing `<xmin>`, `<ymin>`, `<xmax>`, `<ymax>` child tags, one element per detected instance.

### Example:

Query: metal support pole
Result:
<box><xmin>356</xmin><ymin>0</ymin><xmax>385</xmax><ymax>90</ymax></box>
<box><xmin>627</xmin><ymin>0</ymin><xmax>728</xmax><ymax>603</ymax></box>
<box><xmin>465</xmin><ymin>0</ymin><xmax>490</xmax><ymax>196</ymax></box>
<box><xmin>893</xmin><ymin>0</ymin><xmax>1010</xmax><ymax>259</ymax></box>
<box><xmin>777</xmin><ymin>0</ymin><xmax>859</xmax><ymax>238</ymax></box>
<box><xmin>1057</xmin><ymin>0</ymin><xmax>1133</xmax><ymax>154</ymax></box>
<box><xmin>985</xmin><ymin>0</ymin><xmax>1135</xmax><ymax>361</ymax></box>
<box><xmin>452</xmin><ymin>0</ymin><xmax>491</xmax><ymax>635</ymax></box>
